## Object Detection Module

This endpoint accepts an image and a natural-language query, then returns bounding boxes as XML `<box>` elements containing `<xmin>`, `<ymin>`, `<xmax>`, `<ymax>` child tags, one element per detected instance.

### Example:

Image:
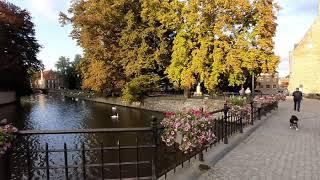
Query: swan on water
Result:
<box><xmin>111</xmin><ymin>113</ymin><xmax>119</xmax><ymax>119</ymax></box>
<box><xmin>112</xmin><ymin>106</ymin><xmax>117</xmax><ymax>111</ymax></box>
<box><xmin>75</xmin><ymin>98</ymin><xmax>79</xmax><ymax>101</ymax></box>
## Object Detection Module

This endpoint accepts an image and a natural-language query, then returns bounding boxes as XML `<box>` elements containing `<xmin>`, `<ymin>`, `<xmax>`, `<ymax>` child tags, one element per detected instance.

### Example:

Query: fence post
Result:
<box><xmin>239</xmin><ymin>111</ymin><xmax>243</xmax><ymax>133</ymax></box>
<box><xmin>199</xmin><ymin>107</ymin><xmax>204</xmax><ymax>161</ymax></box>
<box><xmin>64</xmin><ymin>143</ymin><xmax>69</xmax><ymax>180</ymax></box>
<box><xmin>26</xmin><ymin>143</ymin><xmax>32</xmax><ymax>180</ymax></box>
<box><xmin>82</xmin><ymin>143</ymin><xmax>86</xmax><ymax>180</ymax></box>
<box><xmin>4</xmin><ymin>146</ymin><xmax>13</xmax><ymax>180</ymax></box>
<box><xmin>151</xmin><ymin>116</ymin><xmax>157</xmax><ymax>180</ymax></box>
<box><xmin>250</xmin><ymin>102</ymin><xmax>254</xmax><ymax>125</ymax></box>
<box><xmin>223</xmin><ymin>104</ymin><xmax>229</xmax><ymax>144</ymax></box>
<box><xmin>45</xmin><ymin>143</ymin><xmax>50</xmax><ymax>180</ymax></box>
<box><xmin>258</xmin><ymin>107</ymin><xmax>261</xmax><ymax>120</ymax></box>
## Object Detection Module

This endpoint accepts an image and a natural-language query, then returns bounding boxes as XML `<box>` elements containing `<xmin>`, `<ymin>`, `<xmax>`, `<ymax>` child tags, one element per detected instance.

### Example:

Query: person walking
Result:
<box><xmin>292</xmin><ymin>88</ymin><xmax>303</xmax><ymax>112</ymax></box>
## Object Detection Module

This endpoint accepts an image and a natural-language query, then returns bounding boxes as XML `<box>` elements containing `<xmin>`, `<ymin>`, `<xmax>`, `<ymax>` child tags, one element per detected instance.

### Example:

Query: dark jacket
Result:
<box><xmin>293</xmin><ymin>91</ymin><xmax>302</xmax><ymax>101</ymax></box>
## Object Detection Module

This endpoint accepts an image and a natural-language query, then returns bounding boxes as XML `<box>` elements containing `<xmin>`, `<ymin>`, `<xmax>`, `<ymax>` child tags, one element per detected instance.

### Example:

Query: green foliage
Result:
<box><xmin>61</xmin><ymin>0</ymin><xmax>280</xmax><ymax>101</ymax></box>
<box><xmin>121</xmin><ymin>75</ymin><xmax>160</xmax><ymax>103</ymax></box>
<box><xmin>54</xmin><ymin>55</ymin><xmax>82</xmax><ymax>89</ymax></box>
<box><xmin>0</xmin><ymin>1</ymin><xmax>43</xmax><ymax>95</ymax></box>
<box><xmin>165</xmin><ymin>0</ymin><xmax>280</xmax><ymax>91</ymax></box>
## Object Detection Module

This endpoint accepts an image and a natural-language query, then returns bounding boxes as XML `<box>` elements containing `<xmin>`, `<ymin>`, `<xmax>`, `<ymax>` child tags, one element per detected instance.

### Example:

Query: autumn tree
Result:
<box><xmin>165</xmin><ymin>0</ymin><xmax>279</xmax><ymax>95</ymax></box>
<box><xmin>61</xmin><ymin>0</ymin><xmax>279</xmax><ymax>100</ymax></box>
<box><xmin>60</xmin><ymin>0</ymin><xmax>174</xmax><ymax>101</ymax></box>
<box><xmin>60</xmin><ymin>0</ymin><xmax>127</xmax><ymax>94</ymax></box>
<box><xmin>0</xmin><ymin>1</ymin><xmax>43</xmax><ymax>96</ymax></box>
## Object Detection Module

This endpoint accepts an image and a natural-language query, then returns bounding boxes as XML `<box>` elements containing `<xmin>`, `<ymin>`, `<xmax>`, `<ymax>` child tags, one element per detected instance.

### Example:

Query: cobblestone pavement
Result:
<box><xmin>199</xmin><ymin>98</ymin><xmax>320</xmax><ymax>180</ymax></box>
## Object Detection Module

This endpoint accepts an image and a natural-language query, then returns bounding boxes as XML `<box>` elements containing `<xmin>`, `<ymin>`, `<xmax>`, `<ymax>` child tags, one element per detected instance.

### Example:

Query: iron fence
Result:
<box><xmin>6</xmin><ymin>101</ymin><xmax>278</xmax><ymax>179</ymax></box>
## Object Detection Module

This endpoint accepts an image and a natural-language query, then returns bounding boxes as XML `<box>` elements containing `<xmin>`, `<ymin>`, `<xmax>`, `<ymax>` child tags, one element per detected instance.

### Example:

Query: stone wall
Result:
<box><xmin>0</xmin><ymin>91</ymin><xmax>16</xmax><ymax>105</ymax></box>
<box><xmin>83</xmin><ymin>96</ymin><xmax>225</xmax><ymax>113</ymax></box>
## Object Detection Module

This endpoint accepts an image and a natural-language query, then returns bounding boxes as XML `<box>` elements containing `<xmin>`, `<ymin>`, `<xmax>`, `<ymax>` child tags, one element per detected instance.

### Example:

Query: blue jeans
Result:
<box><xmin>294</xmin><ymin>99</ymin><xmax>301</xmax><ymax>111</ymax></box>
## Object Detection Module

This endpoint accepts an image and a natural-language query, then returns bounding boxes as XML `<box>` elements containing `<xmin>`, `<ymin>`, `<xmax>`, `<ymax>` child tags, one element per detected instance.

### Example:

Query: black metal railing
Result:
<box><xmin>7</xmin><ymin>101</ymin><xmax>279</xmax><ymax>179</ymax></box>
<box><xmin>158</xmin><ymin>101</ymin><xmax>278</xmax><ymax>179</ymax></box>
<box><xmin>8</xmin><ymin>123</ymin><xmax>159</xmax><ymax>180</ymax></box>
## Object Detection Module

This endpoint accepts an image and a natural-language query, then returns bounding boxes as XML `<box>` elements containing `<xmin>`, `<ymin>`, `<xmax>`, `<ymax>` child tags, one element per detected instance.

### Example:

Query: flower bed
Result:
<box><xmin>160</xmin><ymin>94</ymin><xmax>286</xmax><ymax>152</ymax></box>
<box><xmin>0</xmin><ymin>123</ymin><xmax>17</xmax><ymax>155</ymax></box>
<box><xmin>228</xmin><ymin>93</ymin><xmax>286</xmax><ymax>123</ymax></box>
<box><xmin>161</xmin><ymin>109</ymin><xmax>216</xmax><ymax>153</ymax></box>
<box><xmin>253</xmin><ymin>93</ymin><xmax>286</xmax><ymax>107</ymax></box>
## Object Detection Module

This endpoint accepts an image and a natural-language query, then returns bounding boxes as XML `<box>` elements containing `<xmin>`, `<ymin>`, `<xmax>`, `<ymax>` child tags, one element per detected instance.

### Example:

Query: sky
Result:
<box><xmin>7</xmin><ymin>0</ymin><xmax>320</xmax><ymax>77</ymax></box>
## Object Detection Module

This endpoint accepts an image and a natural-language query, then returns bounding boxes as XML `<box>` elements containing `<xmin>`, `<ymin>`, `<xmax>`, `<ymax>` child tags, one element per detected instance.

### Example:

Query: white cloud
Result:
<box><xmin>24</xmin><ymin>0</ymin><xmax>70</xmax><ymax>21</ymax></box>
<box><xmin>28</xmin><ymin>0</ymin><xmax>56</xmax><ymax>20</ymax></box>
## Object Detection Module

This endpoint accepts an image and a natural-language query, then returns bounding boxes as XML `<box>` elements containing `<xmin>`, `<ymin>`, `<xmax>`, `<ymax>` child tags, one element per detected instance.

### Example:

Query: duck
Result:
<box><xmin>112</xmin><ymin>106</ymin><xmax>117</xmax><ymax>111</ymax></box>
<box><xmin>111</xmin><ymin>113</ymin><xmax>119</xmax><ymax>119</ymax></box>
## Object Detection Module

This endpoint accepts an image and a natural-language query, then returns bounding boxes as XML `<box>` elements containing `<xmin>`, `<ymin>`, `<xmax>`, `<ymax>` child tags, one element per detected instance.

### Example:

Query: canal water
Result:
<box><xmin>0</xmin><ymin>94</ymin><xmax>166</xmax><ymax>179</ymax></box>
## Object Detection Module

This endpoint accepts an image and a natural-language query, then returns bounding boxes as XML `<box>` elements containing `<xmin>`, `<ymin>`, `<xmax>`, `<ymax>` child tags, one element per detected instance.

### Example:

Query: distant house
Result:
<box><xmin>32</xmin><ymin>70</ymin><xmax>63</xmax><ymax>89</ymax></box>
<box><xmin>279</xmin><ymin>77</ymin><xmax>289</xmax><ymax>89</ymax></box>
<box><xmin>256</xmin><ymin>73</ymin><xmax>279</xmax><ymax>94</ymax></box>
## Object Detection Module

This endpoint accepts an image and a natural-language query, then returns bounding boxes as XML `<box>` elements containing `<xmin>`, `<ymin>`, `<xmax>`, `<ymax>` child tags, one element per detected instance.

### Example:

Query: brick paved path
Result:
<box><xmin>199</xmin><ymin>98</ymin><xmax>320</xmax><ymax>180</ymax></box>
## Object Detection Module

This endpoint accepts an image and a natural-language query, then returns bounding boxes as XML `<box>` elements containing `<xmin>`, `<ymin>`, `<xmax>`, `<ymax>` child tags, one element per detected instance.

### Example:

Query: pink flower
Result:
<box><xmin>183</xmin><ymin>137</ymin><xmax>187</xmax><ymax>142</ymax></box>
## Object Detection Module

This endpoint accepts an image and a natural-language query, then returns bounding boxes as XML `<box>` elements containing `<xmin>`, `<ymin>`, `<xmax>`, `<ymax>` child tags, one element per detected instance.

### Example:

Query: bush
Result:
<box><xmin>121</xmin><ymin>75</ymin><xmax>160</xmax><ymax>103</ymax></box>
<box><xmin>0</xmin><ymin>124</ymin><xmax>18</xmax><ymax>155</ymax></box>
<box><xmin>228</xmin><ymin>95</ymin><xmax>247</xmax><ymax>106</ymax></box>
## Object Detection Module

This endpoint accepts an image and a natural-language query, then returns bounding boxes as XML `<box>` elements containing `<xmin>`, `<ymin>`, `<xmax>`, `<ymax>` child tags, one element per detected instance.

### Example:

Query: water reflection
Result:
<box><xmin>7</xmin><ymin>94</ymin><xmax>163</xmax><ymax>130</ymax></box>
<box><xmin>0</xmin><ymin>94</ymin><xmax>163</xmax><ymax>179</ymax></box>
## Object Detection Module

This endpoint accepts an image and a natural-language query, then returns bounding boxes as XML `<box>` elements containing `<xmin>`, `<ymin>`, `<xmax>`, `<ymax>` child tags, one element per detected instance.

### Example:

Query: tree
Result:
<box><xmin>60</xmin><ymin>0</ymin><xmax>171</xmax><ymax>99</ymax></box>
<box><xmin>61</xmin><ymin>0</ymin><xmax>280</xmax><ymax>100</ymax></box>
<box><xmin>0</xmin><ymin>1</ymin><xmax>43</xmax><ymax>96</ymax></box>
<box><xmin>72</xmin><ymin>54</ymin><xmax>82</xmax><ymax>89</ymax></box>
<box><xmin>164</xmin><ymin>0</ymin><xmax>280</xmax><ymax>94</ymax></box>
<box><xmin>60</xmin><ymin>0</ymin><xmax>127</xmax><ymax>93</ymax></box>
<box><xmin>55</xmin><ymin>56</ymin><xmax>71</xmax><ymax>88</ymax></box>
<box><xmin>54</xmin><ymin>55</ymin><xmax>83</xmax><ymax>89</ymax></box>
<box><xmin>55</xmin><ymin>56</ymin><xmax>70</xmax><ymax>75</ymax></box>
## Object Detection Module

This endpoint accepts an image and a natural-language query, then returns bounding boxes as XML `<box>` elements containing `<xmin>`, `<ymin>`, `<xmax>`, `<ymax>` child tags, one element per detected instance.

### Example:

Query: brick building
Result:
<box><xmin>289</xmin><ymin>1</ymin><xmax>320</xmax><ymax>94</ymax></box>
<box><xmin>256</xmin><ymin>73</ymin><xmax>279</xmax><ymax>94</ymax></box>
<box><xmin>32</xmin><ymin>70</ymin><xmax>63</xmax><ymax>89</ymax></box>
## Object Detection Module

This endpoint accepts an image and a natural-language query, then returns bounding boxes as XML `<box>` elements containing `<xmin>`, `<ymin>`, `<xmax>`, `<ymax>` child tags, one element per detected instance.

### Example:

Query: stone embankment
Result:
<box><xmin>56</xmin><ymin>90</ymin><xmax>225</xmax><ymax>112</ymax></box>
<box><xmin>0</xmin><ymin>91</ymin><xmax>16</xmax><ymax>105</ymax></box>
<box><xmin>87</xmin><ymin>96</ymin><xmax>225</xmax><ymax>112</ymax></box>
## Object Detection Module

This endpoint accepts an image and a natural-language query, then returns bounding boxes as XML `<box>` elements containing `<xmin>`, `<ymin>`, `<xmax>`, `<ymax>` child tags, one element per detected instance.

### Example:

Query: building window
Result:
<box><xmin>266</xmin><ymin>85</ymin><xmax>270</xmax><ymax>88</ymax></box>
<box><xmin>273</xmin><ymin>85</ymin><xmax>277</xmax><ymax>88</ymax></box>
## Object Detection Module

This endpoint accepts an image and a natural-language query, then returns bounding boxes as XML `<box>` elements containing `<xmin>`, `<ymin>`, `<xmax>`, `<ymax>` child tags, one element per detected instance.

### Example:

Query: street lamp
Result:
<box><xmin>252</xmin><ymin>72</ymin><xmax>255</xmax><ymax>97</ymax></box>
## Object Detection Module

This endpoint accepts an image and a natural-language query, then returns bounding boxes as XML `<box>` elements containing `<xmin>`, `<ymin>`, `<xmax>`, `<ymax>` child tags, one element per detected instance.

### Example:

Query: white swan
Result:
<box><xmin>75</xmin><ymin>98</ymin><xmax>79</xmax><ymax>101</ymax></box>
<box><xmin>111</xmin><ymin>113</ymin><xmax>119</xmax><ymax>119</ymax></box>
<box><xmin>112</xmin><ymin>106</ymin><xmax>117</xmax><ymax>111</ymax></box>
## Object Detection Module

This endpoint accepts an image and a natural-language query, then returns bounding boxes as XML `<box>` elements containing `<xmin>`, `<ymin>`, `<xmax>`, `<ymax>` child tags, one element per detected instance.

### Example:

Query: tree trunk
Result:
<box><xmin>184</xmin><ymin>87</ymin><xmax>191</xmax><ymax>98</ymax></box>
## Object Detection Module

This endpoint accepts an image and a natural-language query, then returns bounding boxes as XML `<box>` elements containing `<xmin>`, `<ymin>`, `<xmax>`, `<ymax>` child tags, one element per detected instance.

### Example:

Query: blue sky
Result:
<box><xmin>9</xmin><ymin>0</ymin><xmax>319</xmax><ymax>77</ymax></box>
